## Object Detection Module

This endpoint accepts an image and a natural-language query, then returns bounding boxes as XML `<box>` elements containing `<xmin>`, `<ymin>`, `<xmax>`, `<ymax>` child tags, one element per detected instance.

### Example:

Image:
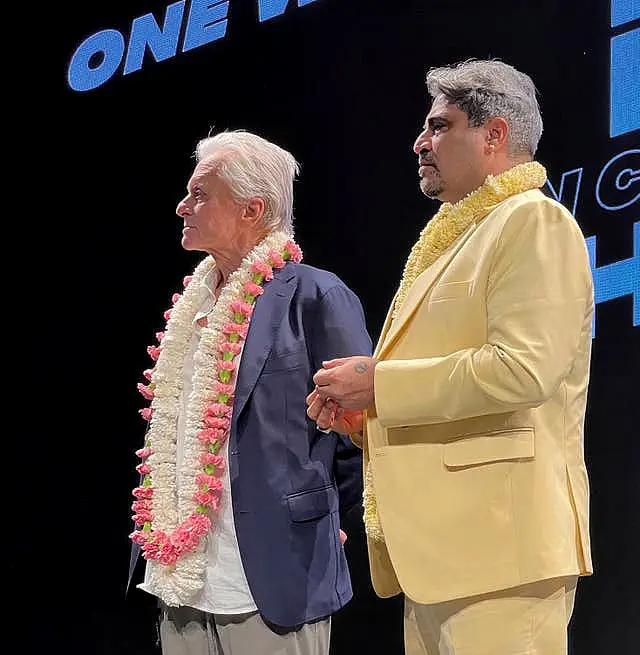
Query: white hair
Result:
<box><xmin>426</xmin><ymin>59</ymin><xmax>543</xmax><ymax>156</ymax></box>
<box><xmin>195</xmin><ymin>129</ymin><xmax>300</xmax><ymax>235</ymax></box>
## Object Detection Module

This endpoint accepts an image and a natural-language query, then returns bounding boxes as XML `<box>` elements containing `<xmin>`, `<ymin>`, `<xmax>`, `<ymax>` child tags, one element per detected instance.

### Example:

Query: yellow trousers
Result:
<box><xmin>404</xmin><ymin>576</ymin><xmax>578</xmax><ymax>655</ymax></box>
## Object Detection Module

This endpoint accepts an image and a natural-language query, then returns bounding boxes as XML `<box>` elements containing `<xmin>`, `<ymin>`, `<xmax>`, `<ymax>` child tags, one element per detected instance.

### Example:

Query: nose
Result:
<box><xmin>413</xmin><ymin>128</ymin><xmax>432</xmax><ymax>155</ymax></box>
<box><xmin>176</xmin><ymin>195</ymin><xmax>191</xmax><ymax>218</ymax></box>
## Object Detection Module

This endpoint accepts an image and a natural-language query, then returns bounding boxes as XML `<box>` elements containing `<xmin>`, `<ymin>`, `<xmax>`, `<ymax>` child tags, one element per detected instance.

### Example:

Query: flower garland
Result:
<box><xmin>364</xmin><ymin>161</ymin><xmax>547</xmax><ymax>543</ymax></box>
<box><xmin>130</xmin><ymin>231</ymin><xmax>302</xmax><ymax>605</ymax></box>
<box><xmin>392</xmin><ymin>161</ymin><xmax>547</xmax><ymax>319</ymax></box>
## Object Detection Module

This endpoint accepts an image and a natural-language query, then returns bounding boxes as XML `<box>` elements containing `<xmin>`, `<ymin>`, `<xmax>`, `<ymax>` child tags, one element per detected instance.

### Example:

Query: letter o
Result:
<box><xmin>67</xmin><ymin>29</ymin><xmax>125</xmax><ymax>92</ymax></box>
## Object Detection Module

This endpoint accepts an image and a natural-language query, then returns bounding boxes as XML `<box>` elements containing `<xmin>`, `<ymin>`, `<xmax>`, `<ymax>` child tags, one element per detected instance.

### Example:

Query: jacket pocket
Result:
<box><xmin>429</xmin><ymin>280</ymin><xmax>473</xmax><ymax>302</ymax></box>
<box><xmin>286</xmin><ymin>484</ymin><xmax>337</xmax><ymax>522</ymax></box>
<box><xmin>443</xmin><ymin>428</ymin><xmax>534</xmax><ymax>469</ymax></box>
<box><xmin>262</xmin><ymin>344</ymin><xmax>306</xmax><ymax>374</ymax></box>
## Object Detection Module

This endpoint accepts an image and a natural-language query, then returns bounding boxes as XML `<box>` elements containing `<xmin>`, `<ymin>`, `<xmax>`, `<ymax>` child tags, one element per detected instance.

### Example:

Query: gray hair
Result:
<box><xmin>195</xmin><ymin>129</ymin><xmax>300</xmax><ymax>235</ymax></box>
<box><xmin>426</xmin><ymin>59</ymin><xmax>543</xmax><ymax>156</ymax></box>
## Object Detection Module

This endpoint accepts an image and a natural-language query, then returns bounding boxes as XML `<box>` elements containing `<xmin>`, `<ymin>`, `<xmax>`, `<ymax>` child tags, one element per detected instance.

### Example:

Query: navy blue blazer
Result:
<box><xmin>129</xmin><ymin>262</ymin><xmax>372</xmax><ymax>628</ymax></box>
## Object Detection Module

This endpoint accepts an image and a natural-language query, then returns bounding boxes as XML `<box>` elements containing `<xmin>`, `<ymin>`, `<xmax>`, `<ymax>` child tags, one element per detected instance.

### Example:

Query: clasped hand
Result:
<box><xmin>305</xmin><ymin>356</ymin><xmax>377</xmax><ymax>433</ymax></box>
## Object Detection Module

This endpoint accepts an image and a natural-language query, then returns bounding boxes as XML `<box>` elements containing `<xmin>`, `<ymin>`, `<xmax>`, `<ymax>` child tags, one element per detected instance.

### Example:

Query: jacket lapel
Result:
<box><xmin>232</xmin><ymin>265</ymin><xmax>297</xmax><ymax>421</ymax></box>
<box><xmin>376</xmin><ymin>222</ymin><xmax>477</xmax><ymax>359</ymax></box>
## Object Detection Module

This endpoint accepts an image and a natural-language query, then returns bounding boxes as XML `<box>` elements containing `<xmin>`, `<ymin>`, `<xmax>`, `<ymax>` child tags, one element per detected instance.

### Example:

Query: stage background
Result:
<box><xmin>27</xmin><ymin>1</ymin><xmax>638</xmax><ymax>653</ymax></box>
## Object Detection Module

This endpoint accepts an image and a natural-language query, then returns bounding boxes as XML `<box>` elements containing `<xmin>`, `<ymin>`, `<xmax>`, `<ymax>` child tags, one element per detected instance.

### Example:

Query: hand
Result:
<box><xmin>312</xmin><ymin>356</ymin><xmax>377</xmax><ymax>410</ymax></box>
<box><xmin>339</xmin><ymin>529</ymin><xmax>348</xmax><ymax>545</ymax></box>
<box><xmin>306</xmin><ymin>388</ymin><xmax>364</xmax><ymax>434</ymax></box>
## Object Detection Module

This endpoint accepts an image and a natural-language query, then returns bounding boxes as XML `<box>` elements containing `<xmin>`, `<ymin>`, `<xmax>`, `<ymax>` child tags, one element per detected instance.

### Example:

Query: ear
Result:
<box><xmin>484</xmin><ymin>116</ymin><xmax>510</xmax><ymax>153</ymax></box>
<box><xmin>242</xmin><ymin>197</ymin><xmax>265</xmax><ymax>225</ymax></box>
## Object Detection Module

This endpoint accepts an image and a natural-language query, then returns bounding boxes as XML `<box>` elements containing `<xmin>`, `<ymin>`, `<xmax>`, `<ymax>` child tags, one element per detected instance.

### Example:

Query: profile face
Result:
<box><xmin>413</xmin><ymin>94</ymin><xmax>488</xmax><ymax>203</ymax></box>
<box><xmin>176</xmin><ymin>155</ymin><xmax>245</xmax><ymax>254</ymax></box>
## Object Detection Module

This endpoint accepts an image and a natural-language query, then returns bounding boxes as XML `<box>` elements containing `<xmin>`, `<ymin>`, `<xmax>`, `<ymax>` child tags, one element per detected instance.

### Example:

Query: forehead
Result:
<box><xmin>190</xmin><ymin>156</ymin><xmax>222</xmax><ymax>184</ymax></box>
<box><xmin>425</xmin><ymin>95</ymin><xmax>468</xmax><ymax>123</ymax></box>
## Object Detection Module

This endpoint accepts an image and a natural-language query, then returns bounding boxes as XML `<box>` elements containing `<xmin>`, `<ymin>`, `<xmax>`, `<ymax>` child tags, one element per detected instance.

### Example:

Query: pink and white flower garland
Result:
<box><xmin>130</xmin><ymin>231</ymin><xmax>302</xmax><ymax>605</ymax></box>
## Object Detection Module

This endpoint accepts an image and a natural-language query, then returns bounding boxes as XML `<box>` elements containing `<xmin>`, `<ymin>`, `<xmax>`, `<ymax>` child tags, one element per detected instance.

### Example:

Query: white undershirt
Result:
<box><xmin>139</xmin><ymin>268</ymin><xmax>256</xmax><ymax>613</ymax></box>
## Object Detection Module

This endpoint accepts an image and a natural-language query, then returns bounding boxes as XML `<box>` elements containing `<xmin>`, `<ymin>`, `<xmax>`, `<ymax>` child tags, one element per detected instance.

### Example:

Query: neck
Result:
<box><xmin>447</xmin><ymin>156</ymin><xmax>534</xmax><ymax>205</ymax></box>
<box><xmin>210</xmin><ymin>228</ymin><xmax>271</xmax><ymax>287</ymax></box>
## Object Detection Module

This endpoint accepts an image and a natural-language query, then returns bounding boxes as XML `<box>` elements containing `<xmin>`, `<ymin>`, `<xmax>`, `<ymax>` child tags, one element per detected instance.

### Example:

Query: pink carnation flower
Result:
<box><xmin>194</xmin><ymin>491</ymin><xmax>221</xmax><ymax>509</ymax></box>
<box><xmin>143</xmin><ymin>368</ymin><xmax>154</xmax><ymax>381</ymax></box>
<box><xmin>163</xmin><ymin>309</ymin><xmax>172</xmax><ymax>321</ymax></box>
<box><xmin>136</xmin><ymin>462</ymin><xmax>152</xmax><ymax>475</ymax></box>
<box><xmin>284</xmin><ymin>240</ymin><xmax>303</xmax><ymax>262</ymax></box>
<box><xmin>135</xmin><ymin>447</ymin><xmax>154</xmax><ymax>459</ymax></box>
<box><xmin>133</xmin><ymin>510</ymin><xmax>153</xmax><ymax>525</ymax></box>
<box><xmin>129</xmin><ymin>530</ymin><xmax>149</xmax><ymax>546</ymax></box>
<box><xmin>137</xmin><ymin>383</ymin><xmax>155</xmax><ymax>401</ymax></box>
<box><xmin>222</xmin><ymin>323</ymin><xmax>249</xmax><ymax>339</ymax></box>
<box><xmin>158</xmin><ymin>541</ymin><xmax>178</xmax><ymax>566</ymax></box>
<box><xmin>206</xmin><ymin>403</ymin><xmax>231</xmax><ymax>417</ymax></box>
<box><xmin>204</xmin><ymin>415</ymin><xmax>230</xmax><ymax>430</ymax></box>
<box><xmin>172</xmin><ymin>292</ymin><xmax>181</xmax><ymax>304</ymax></box>
<box><xmin>142</xmin><ymin>540</ymin><xmax>159</xmax><ymax>560</ymax></box>
<box><xmin>197</xmin><ymin>427</ymin><xmax>227</xmax><ymax>445</ymax></box>
<box><xmin>230</xmin><ymin>300</ymin><xmax>254</xmax><ymax>318</ymax></box>
<box><xmin>171</xmin><ymin>528</ymin><xmax>198</xmax><ymax>554</ymax></box>
<box><xmin>139</xmin><ymin>407</ymin><xmax>153</xmax><ymax>421</ymax></box>
<box><xmin>132</xmin><ymin>486</ymin><xmax>153</xmax><ymax>499</ymax></box>
<box><xmin>147</xmin><ymin>345</ymin><xmax>162</xmax><ymax>361</ymax></box>
<box><xmin>215</xmin><ymin>382</ymin><xmax>235</xmax><ymax>395</ymax></box>
<box><xmin>132</xmin><ymin>500</ymin><xmax>152</xmax><ymax>513</ymax></box>
<box><xmin>183</xmin><ymin>275</ymin><xmax>193</xmax><ymax>287</ymax></box>
<box><xmin>155</xmin><ymin>332</ymin><xmax>165</xmax><ymax>343</ymax></box>
<box><xmin>187</xmin><ymin>513</ymin><xmax>212</xmax><ymax>536</ymax></box>
<box><xmin>216</xmin><ymin>360</ymin><xmax>235</xmax><ymax>372</ymax></box>
<box><xmin>268</xmin><ymin>249</ymin><xmax>285</xmax><ymax>268</ymax></box>
<box><xmin>251</xmin><ymin>261</ymin><xmax>274</xmax><ymax>280</ymax></box>
<box><xmin>243</xmin><ymin>281</ymin><xmax>264</xmax><ymax>297</ymax></box>
<box><xmin>201</xmin><ymin>453</ymin><xmax>225</xmax><ymax>469</ymax></box>
<box><xmin>196</xmin><ymin>474</ymin><xmax>224</xmax><ymax>491</ymax></box>
<box><xmin>219</xmin><ymin>342</ymin><xmax>242</xmax><ymax>356</ymax></box>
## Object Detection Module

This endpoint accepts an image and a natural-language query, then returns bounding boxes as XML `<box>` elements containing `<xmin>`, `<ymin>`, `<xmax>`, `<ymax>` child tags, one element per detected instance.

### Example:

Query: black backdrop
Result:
<box><xmin>29</xmin><ymin>1</ymin><xmax>639</xmax><ymax>653</ymax></box>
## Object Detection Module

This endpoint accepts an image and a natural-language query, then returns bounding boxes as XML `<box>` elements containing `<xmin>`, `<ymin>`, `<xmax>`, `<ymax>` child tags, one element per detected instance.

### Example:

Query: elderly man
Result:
<box><xmin>307</xmin><ymin>60</ymin><xmax>594</xmax><ymax>655</ymax></box>
<box><xmin>128</xmin><ymin>130</ymin><xmax>372</xmax><ymax>655</ymax></box>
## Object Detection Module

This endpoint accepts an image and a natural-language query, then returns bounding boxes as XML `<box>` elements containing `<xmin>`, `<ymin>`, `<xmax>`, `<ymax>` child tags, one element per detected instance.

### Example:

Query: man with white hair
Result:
<box><xmin>307</xmin><ymin>59</ymin><xmax>594</xmax><ymax>654</ymax></box>
<box><xmin>128</xmin><ymin>130</ymin><xmax>372</xmax><ymax>654</ymax></box>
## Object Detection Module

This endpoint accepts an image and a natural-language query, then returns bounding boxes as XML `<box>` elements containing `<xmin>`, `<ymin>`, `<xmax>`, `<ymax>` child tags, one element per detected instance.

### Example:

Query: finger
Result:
<box><xmin>328</xmin><ymin>401</ymin><xmax>338</xmax><ymax>427</ymax></box>
<box><xmin>313</xmin><ymin>368</ymin><xmax>331</xmax><ymax>388</ymax></box>
<box><xmin>315</xmin><ymin>400</ymin><xmax>337</xmax><ymax>429</ymax></box>
<box><xmin>306</xmin><ymin>388</ymin><xmax>320</xmax><ymax>406</ymax></box>
<box><xmin>321</xmin><ymin>357</ymin><xmax>351</xmax><ymax>369</ymax></box>
<box><xmin>306</xmin><ymin>395</ymin><xmax>325</xmax><ymax>421</ymax></box>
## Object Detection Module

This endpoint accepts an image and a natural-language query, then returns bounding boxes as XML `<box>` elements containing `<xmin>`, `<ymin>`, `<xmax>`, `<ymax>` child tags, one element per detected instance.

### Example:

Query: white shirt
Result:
<box><xmin>139</xmin><ymin>268</ymin><xmax>257</xmax><ymax>613</ymax></box>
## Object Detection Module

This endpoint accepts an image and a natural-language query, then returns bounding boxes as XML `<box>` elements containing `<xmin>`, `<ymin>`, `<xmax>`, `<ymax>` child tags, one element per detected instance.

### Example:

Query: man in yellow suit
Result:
<box><xmin>306</xmin><ymin>59</ymin><xmax>594</xmax><ymax>655</ymax></box>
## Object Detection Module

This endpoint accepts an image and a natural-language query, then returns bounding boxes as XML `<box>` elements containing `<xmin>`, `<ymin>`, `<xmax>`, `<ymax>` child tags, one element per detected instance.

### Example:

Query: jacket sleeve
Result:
<box><xmin>374</xmin><ymin>197</ymin><xmax>594</xmax><ymax>428</ymax></box>
<box><xmin>308</xmin><ymin>283</ymin><xmax>373</xmax><ymax>517</ymax></box>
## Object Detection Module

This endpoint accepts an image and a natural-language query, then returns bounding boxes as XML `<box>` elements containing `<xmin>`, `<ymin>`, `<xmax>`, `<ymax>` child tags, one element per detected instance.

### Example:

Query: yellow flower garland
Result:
<box><xmin>365</xmin><ymin>161</ymin><xmax>548</xmax><ymax>542</ymax></box>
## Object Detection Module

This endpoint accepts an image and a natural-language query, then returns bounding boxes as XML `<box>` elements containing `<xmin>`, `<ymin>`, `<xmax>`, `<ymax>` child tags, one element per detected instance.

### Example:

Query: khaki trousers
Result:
<box><xmin>158</xmin><ymin>603</ymin><xmax>330</xmax><ymax>655</ymax></box>
<box><xmin>404</xmin><ymin>576</ymin><xmax>578</xmax><ymax>655</ymax></box>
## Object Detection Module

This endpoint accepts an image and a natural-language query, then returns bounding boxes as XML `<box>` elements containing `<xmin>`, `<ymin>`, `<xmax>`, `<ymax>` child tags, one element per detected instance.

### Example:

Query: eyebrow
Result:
<box><xmin>187</xmin><ymin>180</ymin><xmax>204</xmax><ymax>193</ymax></box>
<box><xmin>425</xmin><ymin>115</ymin><xmax>448</xmax><ymax>130</ymax></box>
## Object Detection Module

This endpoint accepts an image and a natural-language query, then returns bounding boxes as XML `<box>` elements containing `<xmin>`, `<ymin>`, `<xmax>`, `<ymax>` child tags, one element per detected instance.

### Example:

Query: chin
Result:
<box><xmin>420</xmin><ymin>181</ymin><xmax>445</xmax><ymax>200</ymax></box>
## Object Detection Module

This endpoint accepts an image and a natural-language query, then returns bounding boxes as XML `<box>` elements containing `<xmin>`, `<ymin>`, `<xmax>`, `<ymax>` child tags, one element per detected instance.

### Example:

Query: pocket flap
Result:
<box><xmin>287</xmin><ymin>485</ymin><xmax>337</xmax><ymax>522</ymax></box>
<box><xmin>429</xmin><ymin>280</ymin><xmax>473</xmax><ymax>302</ymax></box>
<box><xmin>443</xmin><ymin>429</ymin><xmax>534</xmax><ymax>468</ymax></box>
<box><xmin>262</xmin><ymin>344</ymin><xmax>305</xmax><ymax>374</ymax></box>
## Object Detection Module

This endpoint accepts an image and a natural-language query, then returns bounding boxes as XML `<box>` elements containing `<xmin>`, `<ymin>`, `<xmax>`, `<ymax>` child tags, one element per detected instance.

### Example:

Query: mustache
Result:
<box><xmin>419</xmin><ymin>151</ymin><xmax>437</xmax><ymax>168</ymax></box>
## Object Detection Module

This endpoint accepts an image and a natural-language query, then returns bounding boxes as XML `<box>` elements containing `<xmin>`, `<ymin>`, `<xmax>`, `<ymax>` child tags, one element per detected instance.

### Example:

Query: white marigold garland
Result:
<box><xmin>130</xmin><ymin>230</ymin><xmax>302</xmax><ymax>605</ymax></box>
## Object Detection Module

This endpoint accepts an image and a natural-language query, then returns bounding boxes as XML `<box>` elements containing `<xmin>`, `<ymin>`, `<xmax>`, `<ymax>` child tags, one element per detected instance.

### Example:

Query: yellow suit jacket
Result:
<box><xmin>364</xmin><ymin>189</ymin><xmax>594</xmax><ymax>604</ymax></box>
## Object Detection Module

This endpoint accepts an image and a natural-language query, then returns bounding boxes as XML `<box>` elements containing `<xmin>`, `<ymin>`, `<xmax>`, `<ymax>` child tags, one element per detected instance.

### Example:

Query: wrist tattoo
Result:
<box><xmin>354</xmin><ymin>361</ymin><xmax>369</xmax><ymax>374</ymax></box>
